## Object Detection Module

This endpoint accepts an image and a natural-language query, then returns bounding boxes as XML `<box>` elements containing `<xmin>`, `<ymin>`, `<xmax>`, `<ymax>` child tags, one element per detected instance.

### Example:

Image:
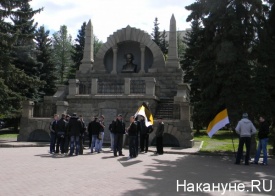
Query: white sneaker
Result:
<box><xmin>127</xmin><ymin>156</ymin><xmax>132</xmax><ymax>160</ymax></box>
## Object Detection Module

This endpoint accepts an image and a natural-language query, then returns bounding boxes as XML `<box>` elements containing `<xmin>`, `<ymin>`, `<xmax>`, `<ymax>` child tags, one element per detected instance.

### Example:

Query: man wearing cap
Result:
<box><xmin>235</xmin><ymin>113</ymin><xmax>257</xmax><ymax>165</ymax></box>
<box><xmin>112</xmin><ymin>114</ymin><xmax>126</xmax><ymax>156</ymax></box>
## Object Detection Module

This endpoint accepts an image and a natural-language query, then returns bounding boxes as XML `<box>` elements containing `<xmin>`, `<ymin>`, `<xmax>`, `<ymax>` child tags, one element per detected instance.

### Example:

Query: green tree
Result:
<box><xmin>70</xmin><ymin>22</ymin><xmax>86</xmax><ymax>79</ymax></box>
<box><xmin>0</xmin><ymin>0</ymin><xmax>43</xmax><ymax>118</ymax></box>
<box><xmin>182</xmin><ymin>19</ymin><xmax>204</xmax><ymax>132</ymax></box>
<box><xmin>52</xmin><ymin>25</ymin><xmax>74</xmax><ymax>84</ymax></box>
<box><xmin>151</xmin><ymin>17</ymin><xmax>168</xmax><ymax>57</ymax></box>
<box><xmin>94</xmin><ymin>36</ymin><xmax>103</xmax><ymax>57</ymax></box>
<box><xmin>10</xmin><ymin>0</ymin><xmax>44</xmax><ymax>102</ymax></box>
<box><xmin>35</xmin><ymin>26</ymin><xmax>57</xmax><ymax>96</ymax></box>
<box><xmin>186</xmin><ymin>0</ymin><xmax>266</xmax><ymax>126</ymax></box>
<box><xmin>253</xmin><ymin>0</ymin><xmax>275</xmax><ymax>153</ymax></box>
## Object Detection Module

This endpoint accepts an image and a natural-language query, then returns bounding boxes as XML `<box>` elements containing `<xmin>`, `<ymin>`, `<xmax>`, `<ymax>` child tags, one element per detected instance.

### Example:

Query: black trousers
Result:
<box><xmin>56</xmin><ymin>134</ymin><xmax>65</xmax><ymax>153</ymax></box>
<box><xmin>236</xmin><ymin>137</ymin><xmax>251</xmax><ymax>164</ymax></box>
<box><xmin>129</xmin><ymin>136</ymin><xmax>136</xmax><ymax>157</ymax></box>
<box><xmin>64</xmin><ymin>135</ymin><xmax>70</xmax><ymax>153</ymax></box>
<box><xmin>156</xmin><ymin>136</ymin><xmax>163</xmax><ymax>154</ymax></box>
<box><xmin>88</xmin><ymin>134</ymin><xmax>92</xmax><ymax>148</ymax></box>
<box><xmin>140</xmin><ymin>134</ymin><xmax>149</xmax><ymax>152</ymax></box>
<box><xmin>79</xmin><ymin>135</ymin><xmax>83</xmax><ymax>155</ymax></box>
<box><xmin>114</xmin><ymin>133</ymin><xmax>124</xmax><ymax>156</ymax></box>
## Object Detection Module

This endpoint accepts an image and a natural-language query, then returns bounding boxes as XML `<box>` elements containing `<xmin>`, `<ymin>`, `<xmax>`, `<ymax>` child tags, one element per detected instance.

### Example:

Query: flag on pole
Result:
<box><xmin>207</xmin><ymin>108</ymin><xmax>230</xmax><ymax>138</ymax></box>
<box><xmin>134</xmin><ymin>102</ymin><xmax>154</xmax><ymax>127</ymax></box>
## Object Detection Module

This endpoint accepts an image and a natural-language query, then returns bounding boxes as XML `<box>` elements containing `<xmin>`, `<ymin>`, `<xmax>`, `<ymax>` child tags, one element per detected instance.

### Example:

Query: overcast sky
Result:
<box><xmin>30</xmin><ymin>0</ymin><xmax>195</xmax><ymax>42</ymax></box>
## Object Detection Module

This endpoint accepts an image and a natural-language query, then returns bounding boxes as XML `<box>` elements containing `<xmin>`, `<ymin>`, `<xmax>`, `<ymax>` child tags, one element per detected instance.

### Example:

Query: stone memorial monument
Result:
<box><xmin>18</xmin><ymin>14</ymin><xmax>194</xmax><ymax>148</ymax></box>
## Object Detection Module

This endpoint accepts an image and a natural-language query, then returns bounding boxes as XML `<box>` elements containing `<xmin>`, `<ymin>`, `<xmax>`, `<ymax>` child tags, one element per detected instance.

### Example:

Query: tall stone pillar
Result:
<box><xmin>79</xmin><ymin>19</ymin><xmax>94</xmax><ymax>72</ymax></box>
<box><xmin>111</xmin><ymin>46</ymin><xmax>118</xmax><ymax>74</ymax></box>
<box><xmin>166</xmin><ymin>14</ymin><xmax>180</xmax><ymax>68</ymax></box>
<box><xmin>140</xmin><ymin>44</ymin><xmax>145</xmax><ymax>73</ymax></box>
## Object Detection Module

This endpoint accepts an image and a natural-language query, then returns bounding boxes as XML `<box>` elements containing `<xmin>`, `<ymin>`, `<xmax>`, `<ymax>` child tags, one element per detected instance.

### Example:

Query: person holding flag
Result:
<box><xmin>134</xmin><ymin>102</ymin><xmax>154</xmax><ymax>127</ymax></box>
<box><xmin>134</xmin><ymin>102</ymin><xmax>154</xmax><ymax>153</ymax></box>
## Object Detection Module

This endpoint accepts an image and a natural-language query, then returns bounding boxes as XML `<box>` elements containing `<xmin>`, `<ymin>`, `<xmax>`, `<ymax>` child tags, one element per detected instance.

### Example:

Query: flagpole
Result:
<box><xmin>230</xmin><ymin>126</ymin><xmax>236</xmax><ymax>158</ymax></box>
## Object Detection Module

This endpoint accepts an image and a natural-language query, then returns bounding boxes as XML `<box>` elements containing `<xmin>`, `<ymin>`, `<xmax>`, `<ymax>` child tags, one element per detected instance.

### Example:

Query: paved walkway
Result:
<box><xmin>0</xmin><ymin>139</ymin><xmax>203</xmax><ymax>154</ymax></box>
<box><xmin>0</xmin><ymin>144</ymin><xmax>274</xmax><ymax>196</ymax></box>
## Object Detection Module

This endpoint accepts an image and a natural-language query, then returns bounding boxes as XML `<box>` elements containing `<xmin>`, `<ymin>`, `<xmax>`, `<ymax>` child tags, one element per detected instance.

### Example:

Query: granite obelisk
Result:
<box><xmin>79</xmin><ymin>19</ymin><xmax>94</xmax><ymax>72</ymax></box>
<box><xmin>166</xmin><ymin>14</ymin><xmax>180</xmax><ymax>68</ymax></box>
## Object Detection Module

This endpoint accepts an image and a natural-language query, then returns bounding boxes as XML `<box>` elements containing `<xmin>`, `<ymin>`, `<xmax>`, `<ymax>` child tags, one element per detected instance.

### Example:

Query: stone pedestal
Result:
<box><xmin>145</xmin><ymin>78</ymin><xmax>156</xmax><ymax>96</ymax></box>
<box><xmin>56</xmin><ymin>101</ymin><xmax>69</xmax><ymax>115</ymax></box>
<box><xmin>69</xmin><ymin>79</ymin><xmax>79</xmax><ymax>95</ymax></box>
<box><xmin>22</xmin><ymin>101</ymin><xmax>34</xmax><ymax>118</ymax></box>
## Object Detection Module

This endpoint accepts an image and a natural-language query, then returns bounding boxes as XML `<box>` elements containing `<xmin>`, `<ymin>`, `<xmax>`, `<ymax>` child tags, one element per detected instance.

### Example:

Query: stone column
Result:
<box><xmin>56</xmin><ymin>101</ymin><xmax>69</xmax><ymax>115</ymax></box>
<box><xmin>91</xmin><ymin>78</ymin><xmax>98</xmax><ymax>95</ymax></box>
<box><xmin>140</xmin><ymin>44</ymin><xmax>145</xmax><ymax>73</ymax></box>
<box><xmin>145</xmin><ymin>78</ymin><xmax>156</xmax><ymax>96</ymax></box>
<box><xmin>68</xmin><ymin>79</ymin><xmax>79</xmax><ymax>95</ymax></box>
<box><xmin>22</xmin><ymin>100</ymin><xmax>34</xmax><ymax>118</ymax></box>
<box><xmin>111</xmin><ymin>46</ymin><xmax>118</xmax><ymax>74</ymax></box>
<box><xmin>124</xmin><ymin>78</ymin><xmax>131</xmax><ymax>95</ymax></box>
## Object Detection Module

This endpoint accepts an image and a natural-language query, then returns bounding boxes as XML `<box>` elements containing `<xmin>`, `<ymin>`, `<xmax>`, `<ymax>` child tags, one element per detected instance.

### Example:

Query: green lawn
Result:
<box><xmin>194</xmin><ymin>130</ymin><xmax>273</xmax><ymax>154</ymax></box>
<box><xmin>0</xmin><ymin>133</ymin><xmax>18</xmax><ymax>139</ymax></box>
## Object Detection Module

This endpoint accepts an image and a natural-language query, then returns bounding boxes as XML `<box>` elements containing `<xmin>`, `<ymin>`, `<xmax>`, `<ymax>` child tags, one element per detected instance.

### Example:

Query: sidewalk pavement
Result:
<box><xmin>0</xmin><ymin>138</ymin><xmax>203</xmax><ymax>155</ymax></box>
<box><xmin>0</xmin><ymin>146</ymin><xmax>274</xmax><ymax>196</ymax></box>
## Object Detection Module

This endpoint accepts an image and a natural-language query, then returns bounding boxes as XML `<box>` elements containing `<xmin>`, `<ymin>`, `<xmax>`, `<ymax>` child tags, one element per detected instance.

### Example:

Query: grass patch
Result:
<box><xmin>0</xmin><ymin>133</ymin><xmax>18</xmax><ymax>139</ymax></box>
<box><xmin>194</xmin><ymin>130</ymin><xmax>273</xmax><ymax>154</ymax></box>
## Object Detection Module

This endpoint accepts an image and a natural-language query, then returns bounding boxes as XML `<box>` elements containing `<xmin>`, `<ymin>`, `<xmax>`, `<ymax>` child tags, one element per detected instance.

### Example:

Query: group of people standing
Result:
<box><xmin>49</xmin><ymin>113</ymin><xmax>165</xmax><ymax>158</ymax></box>
<box><xmin>49</xmin><ymin>113</ymin><xmax>86</xmax><ymax>156</ymax></box>
<box><xmin>235</xmin><ymin>113</ymin><xmax>270</xmax><ymax>166</ymax></box>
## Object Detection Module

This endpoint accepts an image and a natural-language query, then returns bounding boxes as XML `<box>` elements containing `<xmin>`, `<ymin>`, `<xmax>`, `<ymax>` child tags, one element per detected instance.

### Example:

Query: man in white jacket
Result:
<box><xmin>235</xmin><ymin>113</ymin><xmax>257</xmax><ymax>165</ymax></box>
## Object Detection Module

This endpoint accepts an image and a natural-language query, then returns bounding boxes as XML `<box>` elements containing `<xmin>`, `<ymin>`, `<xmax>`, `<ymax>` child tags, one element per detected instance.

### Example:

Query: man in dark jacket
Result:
<box><xmin>68</xmin><ymin>113</ymin><xmax>82</xmax><ymax>156</ymax></box>
<box><xmin>113</xmin><ymin>114</ymin><xmax>125</xmax><ymax>157</ymax></box>
<box><xmin>79</xmin><ymin>115</ymin><xmax>86</xmax><ymax>155</ymax></box>
<box><xmin>127</xmin><ymin>116</ymin><xmax>137</xmax><ymax>159</ymax></box>
<box><xmin>49</xmin><ymin>114</ymin><xmax>59</xmax><ymax>154</ymax></box>
<box><xmin>155</xmin><ymin>117</ymin><xmax>164</xmax><ymax>155</ymax></box>
<box><xmin>88</xmin><ymin>116</ymin><xmax>101</xmax><ymax>153</ymax></box>
<box><xmin>56</xmin><ymin>114</ymin><xmax>67</xmax><ymax>154</ymax></box>
<box><xmin>64</xmin><ymin>114</ymin><xmax>70</xmax><ymax>153</ymax></box>
<box><xmin>253</xmin><ymin>116</ymin><xmax>270</xmax><ymax>165</ymax></box>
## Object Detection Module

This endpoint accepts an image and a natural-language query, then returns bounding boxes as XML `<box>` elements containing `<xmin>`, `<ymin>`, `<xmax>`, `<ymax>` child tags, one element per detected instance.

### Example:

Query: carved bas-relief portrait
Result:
<box><xmin>121</xmin><ymin>53</ymin><xmax>137</xmax><ymax>73</ymax></box>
